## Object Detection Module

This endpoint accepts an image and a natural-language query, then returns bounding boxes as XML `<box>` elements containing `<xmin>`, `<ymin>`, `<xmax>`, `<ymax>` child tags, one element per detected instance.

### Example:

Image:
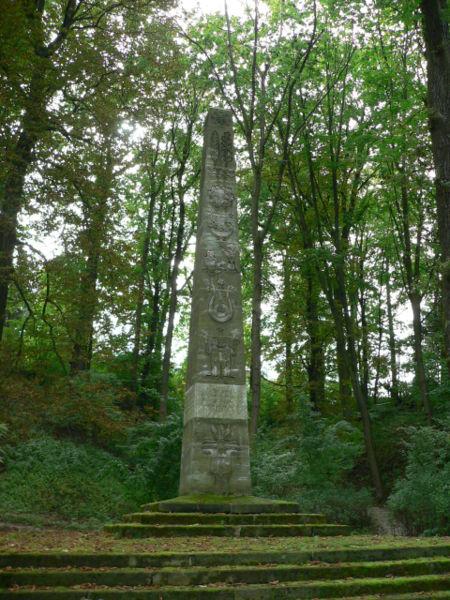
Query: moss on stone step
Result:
<box><xmin>104</xmin><ymin>523</ymin><xmax>350</xmax><ymax>538</ymax></box>
<box><xmin>1</xmin><ymin>543</ymin><xmax>449</xmax><ymax>568</ymax></box>
<box><xmin>1</xmin><ymin>556</ymin><xmax>450</xmax><ymax>588</ymax></box>
<box><xmin>1</xmin><ymin>574</ymin><xmax>450</xmax><ymax>599</ymax></box>
<box><xmin>143</xmin><ymin>495</ymin><xmax>300</xmax><ymax>514</ymax></box>
<box><xmin>123</xmin><ymin>512</ymin><xmax>326</xmax><ymax>525</ymax></box>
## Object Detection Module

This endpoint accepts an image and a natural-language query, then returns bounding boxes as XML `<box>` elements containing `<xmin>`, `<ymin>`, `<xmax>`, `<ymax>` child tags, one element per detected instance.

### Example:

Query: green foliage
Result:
<box><xmin>42</xmin><ymin>373</ymin><xmax>136</xmax><ymax>447</ymax></box>
<box><xmin>388</xmin><ymin>425</ymin><xmax>450</xmax><ymax>535</ymax></box>
<box><xmin>0</xmin><ymin>437</ymin><xmax>149</xmax><ymax>526</ymax></box>
<box><xmin>252</xmin><ymin>406</ymin><xmax>372</xmax><ymax>527</ymax></box>
<box><xmin>0</xmin><ymin>423</ymin><xmax>7</xmax><ymax>470</ymax></box>
<box><xmin>0</xmin><ymin>372</ymin><xmax>138</xmax><ymax>448</ymax></box>
<box><xmin>123</xmin><ymin>413</ymin><xmax>183</xmax><ymax>501</ymax></box>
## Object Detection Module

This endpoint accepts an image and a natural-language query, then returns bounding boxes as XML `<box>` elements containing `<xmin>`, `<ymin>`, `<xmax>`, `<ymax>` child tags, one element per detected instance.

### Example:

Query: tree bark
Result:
<box><xmin>131</xmin><ymin>193</ymin><xmax>157</xmax><ymax>390</ymax></box>
<box><xmin>250</xmin><ymin>233</ymin><xmax>263</xmax><ymax>435</ymax></box>
<box><xmin>305</xmin><ymin>273</ymin><xmax>325</xmax><ymax>411</ymax></box>
<box><xmin>409</xmin><ymin>291</ymin><xmax>433</xmax><ymax>423</ymax></box>
<box><xmin>0</xmin><ymin>67</ymin><xmax>47</xmax><ymax>341</ymax></box>
<box><xmin>282</xmin><ymin>254</ymin><xmax>294</xmax><ymax>411</ymax></box>
<box><xmin>386</xmin><ymin>263</ymin><xmax>400</xmax><ymax>404</ymax></box>
<box><xmin>334</xmin><ymin>263</ymin><xmax>384</xmax><ymax>500</ymax></box>
<box><xmin>69</xmin><ymin>141</ymin><xmax>113</xmax><ymax>374</ymax></box>
<box><xmin>420</xmin><ymin>0</ymin><xmax>450</xmax><ymax>376</ymax></box>
<box><xmin>160</xmin><ymin>195</ymin><xmax>185</xmax><ymax>419</ymax></box>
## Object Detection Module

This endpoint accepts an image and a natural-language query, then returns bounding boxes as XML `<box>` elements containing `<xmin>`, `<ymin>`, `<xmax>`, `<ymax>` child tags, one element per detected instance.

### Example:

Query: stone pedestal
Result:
<box><xmin>179</xmin><ymin>108</ymin><xmax>251</xmax><ymax>496</ymax></box>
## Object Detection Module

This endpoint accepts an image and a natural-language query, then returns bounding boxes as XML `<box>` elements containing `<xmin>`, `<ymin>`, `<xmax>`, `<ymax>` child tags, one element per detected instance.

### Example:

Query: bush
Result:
<box><xmin>123</xmin><ymin>413</ymin><xmax>183</xmax><ymax>501</ymax></box>
<box><xmin>251</xmin><ymin>406</ymin><xmax>372</xmax><ymax>528</ymax></box>
<box><xmin>388</xmin><ymin>425</ymin><xmax>450</xmax><ymax>535</ymax></box>
<box><xmin>0</xmin><ymin>437</ymin><xmax>149</xmax><ymax>526</ymax></box>
<box><xmin>0</xmin><ymin>424</ymin><xmax>7</xmax><ymax>471</ymax></box>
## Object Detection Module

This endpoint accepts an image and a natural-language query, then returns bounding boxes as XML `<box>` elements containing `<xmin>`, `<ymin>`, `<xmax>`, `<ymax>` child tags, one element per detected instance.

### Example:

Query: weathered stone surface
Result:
<box><xmin>184</xmin><ymin>383</ymin><xmax>247</xmax><ymax>423</ymax></box>
<box><xmin>179</xmin><ymin>108</ymin><xmax>251</xmax><ymax>496</ymax></box>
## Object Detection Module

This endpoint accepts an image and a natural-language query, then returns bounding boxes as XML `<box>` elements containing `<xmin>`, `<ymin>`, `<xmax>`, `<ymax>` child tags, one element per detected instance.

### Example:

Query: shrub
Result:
<box><xmin>0</xmin><ymin>372</ymin><xmax>138</xmax><ymax>449</ymax></box>
<box><xmin>0</xmin><ymin>437</ymin><xmax>148</xmax><ymax>526</ymax></box>
<box><xmin>0</xmin><ymin>424</ymin><xmax>7</xmax><ymax>471</ymax></box>
<box><xmin>252</xmin><ymin>406</ymin><xmax>372</xmax><ymax>528</ymax></box>
<box><xmin>123</xmin><ymin>413</ymin><xmax>183</xmax><ymax>501</ymax></box>
<box><xmin>388</xmin><ymin>425</ymin><xmax>450</xmax><ymax>535</ymax></box>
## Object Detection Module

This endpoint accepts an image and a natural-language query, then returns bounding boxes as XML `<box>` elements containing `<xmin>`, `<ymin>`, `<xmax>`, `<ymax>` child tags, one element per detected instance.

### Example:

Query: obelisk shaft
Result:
<box><xmin>179</xmin><ymin>108</ymin><xmax>251</xmax><ymax>496</ymax></box>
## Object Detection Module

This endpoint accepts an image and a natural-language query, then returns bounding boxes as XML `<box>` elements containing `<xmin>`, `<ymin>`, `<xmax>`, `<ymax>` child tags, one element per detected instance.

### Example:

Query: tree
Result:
<box><xmin>420</xmin><ymin>0</ymin><xmax>450</xmax><ymax>377</ymax></box>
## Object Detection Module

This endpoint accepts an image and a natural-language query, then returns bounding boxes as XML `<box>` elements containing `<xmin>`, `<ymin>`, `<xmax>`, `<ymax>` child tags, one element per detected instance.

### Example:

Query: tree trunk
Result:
<box><xmin>372</xmin><ymin>281</ymin><xmax>384</xmax><ymax>403</ymax></box>
<box><xmin>250</xmin><ymin>235</ymin><xmax>263</xmax><ymax>435</ymax></box>
<box><xmin>420</xmin><ymin>0</ymin><xmax>450</xmax><ymax>376</ymax></box>
<box><xmin>131</xmin><ymin>194</ymin><xmax>157</xmax><ymax>390</ymax></box>
<box><xmin>0</xmin><ymin>68</ymin><xmax>47</xmax><ymax>341</ymax></box>
<box><xmin>336</xmin><ymin>332</ymin><xmax>353</xmax><ymax>418</ymax></box>
<box><xmin>386</xmin><ymin>266</ymin><xmax>400</xmax><ymax>404</ymax></box>
<box><xmin>305</xmin><ymin>273</ymin><xmax>325</xmax><ymax>411</ymax></box>
<box><xmin>282</xmin><ymin>255</ymin><xmax>294</xmax><ymax>411</ymax></box>
<box><xmin>358</xmin><ymin>281</ymin><xmax>370</xmax><ymax>401</ymax></box>
<box><xmin>409</xmin><ymin>291</ymin><xmax>433</xmax><ymax>423</ymax></box>
<box><xmin>69</xmin><ymin>142</ymin><xmax>112</xmax><ymax>374</ymax></box>
<box><xmin>69</xmin><ymin>248</ymin><xmax>101</xmax><ymax>373</ymax></box>
<box><xmin>160</xmin><ymin>195</ymin><xmax>185</xmax><ymax>419</ymax></box>
<box><xmin>334</xmin><ymin>264</ymin><xmax>384</xmax><ymax>500</ymax></box>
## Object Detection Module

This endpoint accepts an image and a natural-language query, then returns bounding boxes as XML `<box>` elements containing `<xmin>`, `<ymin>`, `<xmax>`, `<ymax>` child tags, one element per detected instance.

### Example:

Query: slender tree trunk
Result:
<box><xmin>140</xmin><ymin>282</ymin><xmax>162</xmax><ymax>386</ymax></box>
<box><xmin>69</xmin><ymin>249</ymin><xmax>101</xmax><ymax>373</ymax></box>
<box><xmin>305</xmin><ymin>273</ymin><xmax>325</xmax><ymax>411</ymax></box>
<box><xmin>372</xmin><ymin>282</ymin><xmax>384</xmax><ymax>403</ymax></box>
<box><xmin>131</xmin><ymin>194</ymin><xmax>157</xmax><ymax>390</ymax></box>
<box><xmin>358</xmin><ymin>261</ymin><xmax>370</xmax><ymax>401</ymax></box>
<box><xmin>250</xmin><ymin>167</ymin><xmax>263</xmax><ymax>435</ymax></box>
<box><xmin>409</xmin><ymin>291</ymin><xmax>433</xmax><ymax>423</ymax></box>
<box><xmin>282</xmin><ymin>255</ymin><xmax>294</xmax><ymax>411</ymax></box>
<box><xmin>334</xmin><ymin>264</ymin><xmax>384</xmax><ymax>500</ymax></box>
<box><xmin>420</xmin><ymin>0</ymin><xmax>450</xmax><ymax>376</ymax></box>
<box><xmin>386</xmin><ymin>266</ymin><xmax>400</xmax><ymax>404</ymax></box>
<box><xmin>336</xmin><ymin>331</ymin><xmax>353</xmax><ymax>418</ymax></box>
<box><xmin>250</xmin><ymin>235</ymin><xmax>263</xmax><ymax>435</ymax></box>
<box><xmin>398</xmin><ymin>175</ymin><xmax>431</xmax><ymax>417</ymax></box>
<box><xmin>69</xmin><ymin>141</ymin><xmax>112</xmax><ymax>374</ymax></box>
<box><xmin>160</xmin><ymin>196</ymin><xmax>185</xmax><ymax>419</ymax></box>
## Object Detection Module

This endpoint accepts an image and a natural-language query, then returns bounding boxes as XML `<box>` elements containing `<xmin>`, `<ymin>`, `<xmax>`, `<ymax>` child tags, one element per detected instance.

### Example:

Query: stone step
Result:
<box><xmin>104</xmin><ymin>523</ymin><xmax>350</xmax><ymax>538</ymax></box>
<box><xmin>124</xmin><ymin>511</ymin><xmax>326</xmax><ymax>525</ymax></box>
<box><xmin>342</xmin><ymin>594</ymin><xmax>450</xmax><ymax>600</ymax></box>
<box><xmin>1</xmin><ymin>573</ymin><xmax>450</xmax><ymax>598</ymax></box>
<box><xmin>1</xmin><ymin>557</ymin><xmax>450</xmax><ymax>588</ymax></box>
<box><xmin>142</xmin><ymin>496</ymin><xmax>300</xmax><ymax>514</ymax></box>
<box><xmin>1</xmin><ymin>545</ymin><xmax>449</xmax><ymax>568</ymax></box>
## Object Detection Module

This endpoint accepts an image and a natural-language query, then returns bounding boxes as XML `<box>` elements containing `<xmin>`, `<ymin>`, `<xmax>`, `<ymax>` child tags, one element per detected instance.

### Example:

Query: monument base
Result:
<box><xmin>105</xmin><ymin>494</ymin><xmax>350</xmax><ymax>537</ymax></box>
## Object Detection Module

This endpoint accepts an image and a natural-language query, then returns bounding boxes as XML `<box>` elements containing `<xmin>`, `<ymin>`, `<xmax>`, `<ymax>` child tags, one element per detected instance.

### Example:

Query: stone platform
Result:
<box><xmin>105</xmin><ymin>495</ymin><xmax>350</xmax><ymax>538</ymax></box>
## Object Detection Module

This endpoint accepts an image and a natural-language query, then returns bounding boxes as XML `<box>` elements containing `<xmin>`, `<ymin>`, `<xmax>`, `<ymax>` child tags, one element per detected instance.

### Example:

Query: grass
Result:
<box><xmin>1</xmin><ymin>530</ymin><xmax>449</xmax><ymax>554</ymax></box>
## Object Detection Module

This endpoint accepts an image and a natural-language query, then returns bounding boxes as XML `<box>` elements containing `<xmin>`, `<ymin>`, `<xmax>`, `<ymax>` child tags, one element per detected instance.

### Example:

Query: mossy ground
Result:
<box><xmin>1</xmin><ymin>529</ymin><xmax>449</xmax><ymax>554</ymax></box>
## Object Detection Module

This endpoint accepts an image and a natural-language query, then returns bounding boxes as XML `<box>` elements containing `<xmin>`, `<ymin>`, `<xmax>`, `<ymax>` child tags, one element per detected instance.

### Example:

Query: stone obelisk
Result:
<box><xmin>179</xmin><ymin>108</ymin><xmax>251</xmax><ymax>496</ymax></box>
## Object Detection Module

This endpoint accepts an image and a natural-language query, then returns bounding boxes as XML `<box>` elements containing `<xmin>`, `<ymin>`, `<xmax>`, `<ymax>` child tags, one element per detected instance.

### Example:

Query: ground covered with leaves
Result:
<box><xmin>1</xmin><ymin>530</ymin><xmax>449</xmax><ymax>555</ymax></box>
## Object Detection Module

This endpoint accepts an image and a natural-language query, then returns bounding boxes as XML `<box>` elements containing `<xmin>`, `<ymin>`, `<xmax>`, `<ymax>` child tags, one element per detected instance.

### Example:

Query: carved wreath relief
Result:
<box><xmin>201</xmin><ymin>423</ymin><xmax>240</xmax><ymax>493</ymax></box>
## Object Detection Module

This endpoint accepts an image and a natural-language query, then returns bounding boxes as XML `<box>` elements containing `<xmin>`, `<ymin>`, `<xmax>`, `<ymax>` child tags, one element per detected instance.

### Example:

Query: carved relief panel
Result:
<box><xmin>201</xmin><ymin>423</ymin><xmax>240</xmax><ymax>495</ymax></box>
<box><xmin>198</xmin><ymin>328</ymin><xmax>241</xmax><ymax>379</ymax></box>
